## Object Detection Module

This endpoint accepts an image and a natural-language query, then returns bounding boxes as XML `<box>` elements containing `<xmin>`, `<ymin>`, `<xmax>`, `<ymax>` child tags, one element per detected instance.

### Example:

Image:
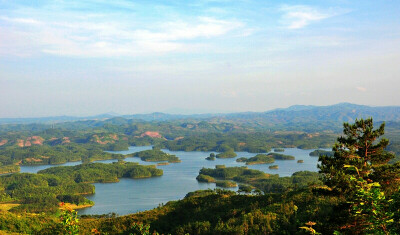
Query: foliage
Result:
<box><xmin>59</xmin><ymin>202</ymin><xmax>79</xmax><ymax>235</ymax></box>
<box><xmin>318</xmin><ymin>118</ymin><xmax>400</xmax><ymax>234</ymax></box>
<box><xmin>319</xmin><ymin>118</ymin><xmax>396</xmax><ymax>195</ymax></box>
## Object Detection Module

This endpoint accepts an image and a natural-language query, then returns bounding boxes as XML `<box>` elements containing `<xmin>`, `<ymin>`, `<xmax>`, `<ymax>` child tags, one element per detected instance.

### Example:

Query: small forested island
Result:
<box><xmin>205</xmin><ymin>153</ymin><xmax>216</xmax><ymax>160</ymax></box>
<box><xmin>198</xmin><ymin>166</ymin><xmax>269</xmax><ymax>183</ymax></box>
<box><xmin>269</xmin><ymin>165</ymin><xmax>279</xmax><ymax>169</ymax></box>
<box><xmin>309</xmin><ymin>149</ymin><xmax>334</xmax><ymax>157</ymax></box>
<box><xmin>196</xmin><ymin>174</ymin><xmax>216</xmax><ymax>183</ymax></box>
<box><xmin>216</xmin><ymin>150</ymin><xmax>237</xmax><ymax>158</ymax></box>
<box><xmin>236</xmin><ymin>153</ymin><xmax>295</xmax><ymax>165</ymax></box>
<box><xmin>235</xmin><ymin>157</ymin><xmax>247</xmax><ymax>162</ymax></box>
<box><xmin>274</xmin><ymin>148</ymin><xmax>285</xmax><ymax>152</ymax></box>
<box><xmin>243</xmin><ymin>154</ymin><xmax>275</xmax><ymax>165</ymax></box>
<box><xmin>267</xmin><ymin>153</ymin><xmax>295</xmax><ymax>160</ymax></box>
<box><xmin>128</xmin><ymin>149</ymin><xmax>181</xmax><ymax>163</ymax></box>
<box><xmin>297</xmin><ymin>159</ymin><xmax>304</xmax><ymax>163</ymax></box>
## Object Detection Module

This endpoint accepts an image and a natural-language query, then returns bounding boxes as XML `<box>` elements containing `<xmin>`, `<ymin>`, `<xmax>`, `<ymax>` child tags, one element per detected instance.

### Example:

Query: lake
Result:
<box><xmin>20</xmin><ymin>146</ymin><xmax>321</xmax><ymax>215</ymax></box>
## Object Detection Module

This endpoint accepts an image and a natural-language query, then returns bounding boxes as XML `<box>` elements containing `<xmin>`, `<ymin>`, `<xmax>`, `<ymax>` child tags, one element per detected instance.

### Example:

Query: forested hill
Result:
<box><xmin>215</xmin><ymin>103</ymin><xmax>400</xmax><ymax>124</ymax></box>
<box><xmin>2</xmin><ymin>103</ymin><xmax>400</xmax><ymax>125</ymax></box>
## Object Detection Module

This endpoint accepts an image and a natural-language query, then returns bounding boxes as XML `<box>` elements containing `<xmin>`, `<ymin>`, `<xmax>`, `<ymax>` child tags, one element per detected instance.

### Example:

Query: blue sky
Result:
<box><xmin>0</xmin><ymin>0</ymin><xmax>399</xmax><ymax>117</ymax></box>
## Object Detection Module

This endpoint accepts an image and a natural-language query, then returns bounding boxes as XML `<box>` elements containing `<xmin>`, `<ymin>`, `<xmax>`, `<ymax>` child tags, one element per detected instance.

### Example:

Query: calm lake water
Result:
<box><xmin>20</xmin><ymin>146</ymin><xmax>321</xmax><ymax>215</ymax></box>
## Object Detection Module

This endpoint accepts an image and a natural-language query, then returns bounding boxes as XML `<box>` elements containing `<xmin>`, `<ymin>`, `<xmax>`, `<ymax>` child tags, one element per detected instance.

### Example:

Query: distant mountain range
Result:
<box><xmin>2</xmin><ymin>103</ymin><xmax>400</xmax><ymax>125</ymax></box>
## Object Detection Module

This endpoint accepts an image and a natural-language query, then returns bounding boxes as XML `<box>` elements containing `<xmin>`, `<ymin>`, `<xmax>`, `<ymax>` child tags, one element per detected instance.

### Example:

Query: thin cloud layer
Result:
<box><xmin>280</xmin><ymin>5</ymin><xmax>337</xmax><ymax>29</ymax></box>
<box><xmin>0</xmin><ymin>3</ymin><xmax>246</xmax><ymax>57</ymax></box>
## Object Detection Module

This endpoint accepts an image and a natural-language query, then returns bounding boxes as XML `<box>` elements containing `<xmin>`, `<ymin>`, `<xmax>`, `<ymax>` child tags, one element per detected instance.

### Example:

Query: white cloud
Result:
<box><xmin>0</xmin><ymin>15</ymin><xmax>244</xmax><ymax>57</ymax></box>
<box><xmin>280</xmin><ymin>5</ymin><xmax>336</xmax><ymax>29</ymax></box>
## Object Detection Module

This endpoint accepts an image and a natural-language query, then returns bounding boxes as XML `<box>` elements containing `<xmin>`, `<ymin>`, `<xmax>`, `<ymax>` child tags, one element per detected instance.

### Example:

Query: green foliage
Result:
<box><xmin>319</xmin><ymin>118</ymin><xmax>396</xmax><ymax>195</ymax></box>
<box><xmin>59</xmin><ymin>203</ymin><xmax>79</xmax><ymax>235</ymax></box>
<box><xmin>345</xmin><ymin>166</ymin><xmax>394</xmax><ymax>234</ymax></box>
<box><xmin>318</xmin><ymin>118</ymin><xmax>400</xmax><ymax>234</ymax></box>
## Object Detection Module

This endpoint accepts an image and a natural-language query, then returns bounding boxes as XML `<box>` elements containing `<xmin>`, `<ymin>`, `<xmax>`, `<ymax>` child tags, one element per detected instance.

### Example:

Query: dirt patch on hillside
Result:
<box><xmin>62</xmin><ymin>137</ymin><xmax>71</xmax><ymax>144</ymax></box>
<box><xmin>140</xmin><ymin>131</ymin><xmax>162</xmax><ymax>138</ymax></box>
<box><xmin>0</xmin><ymin>139</ymin><xmax>8</xmax><ymax>146</ymax></box>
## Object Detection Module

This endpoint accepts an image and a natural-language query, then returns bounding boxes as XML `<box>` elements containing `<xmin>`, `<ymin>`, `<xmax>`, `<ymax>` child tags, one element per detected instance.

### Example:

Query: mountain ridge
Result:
<box><xmin>2</xmin><ymin>103</ymin><xmax>400</xmax><ymax>124</ymax></box>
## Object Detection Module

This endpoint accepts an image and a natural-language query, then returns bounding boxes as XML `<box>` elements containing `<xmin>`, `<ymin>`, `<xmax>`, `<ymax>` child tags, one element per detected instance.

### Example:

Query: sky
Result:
<box><xmin>0</xmin><ymin>0</ymin><xmax>400</xmax><ymax>118</ymax></box>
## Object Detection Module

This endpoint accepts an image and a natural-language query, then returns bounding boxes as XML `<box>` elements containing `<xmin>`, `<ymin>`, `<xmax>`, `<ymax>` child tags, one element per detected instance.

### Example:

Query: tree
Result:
<box><xmin>318</xmin><ymin>118</ymin><xmax>395</xmax><ymax>195</ymax></box>
<box><xmin>318</xmin><ymin>118</ymin><xmax>400</xmax><ymax>234</ymax></box>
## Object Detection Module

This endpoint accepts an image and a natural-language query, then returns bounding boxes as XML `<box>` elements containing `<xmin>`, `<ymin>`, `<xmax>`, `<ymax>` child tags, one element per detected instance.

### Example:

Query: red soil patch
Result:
<box><xmin>110</xmin><ymin>134</ymin><xmax>118</xmax><ymax>140</ymax></box>
<box><xmin>30</xmin><ymin>136</ymin><xmax>44</xmax><ymax>145</ymax></box>
<box><xmin>174</xmin><ymin>136</ymin><xmax>184</xmax><ymax>141</ymax></box>
<box><xmin>62</xmin><ymin>137</ymin><xmax>71</xmax><ymax>144</ymax></box>
<box><xmin>24</xmin><ymin>141</ymin><xmax>32</xmax><ymax>147</ymax></box>
<box><xmin>238</xmin><ymin>142</ymin><xmax>246</xmax><ymax>147</ymax></box>
<box><xmin>17</xmin><ymin>139</ymin><xmax>24</xmax><ymax>147</ymax></box>
<box><xmin>0</xmin><ymin>139</ymin><xmax>8</xmax><ymax>146</ymax></box>
<box><xmin>140</xmin><ymin>131</ymin><xmax>162</xmax><ymax>138</ymax></box>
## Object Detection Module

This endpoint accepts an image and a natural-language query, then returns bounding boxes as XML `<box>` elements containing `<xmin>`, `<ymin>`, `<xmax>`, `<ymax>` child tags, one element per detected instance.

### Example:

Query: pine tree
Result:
<box><xmin>318</xmin><ymin>118</ymin><xmax>396</xmax><ymax>194</ymax></box>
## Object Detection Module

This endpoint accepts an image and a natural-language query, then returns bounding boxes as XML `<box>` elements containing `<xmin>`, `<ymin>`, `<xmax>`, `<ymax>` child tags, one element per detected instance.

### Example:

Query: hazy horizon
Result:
<box><xmin>1</xmin><ymin>0</ymin><xmax>399</xmax><ymax>118</ymax></box>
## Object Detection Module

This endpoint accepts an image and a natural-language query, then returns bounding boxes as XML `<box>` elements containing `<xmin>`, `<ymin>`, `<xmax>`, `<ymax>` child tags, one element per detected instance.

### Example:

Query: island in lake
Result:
<box><xmin>128</xmin><ymin>149</ymin><xmax>181</xmax><ymax>163</ymax></box>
